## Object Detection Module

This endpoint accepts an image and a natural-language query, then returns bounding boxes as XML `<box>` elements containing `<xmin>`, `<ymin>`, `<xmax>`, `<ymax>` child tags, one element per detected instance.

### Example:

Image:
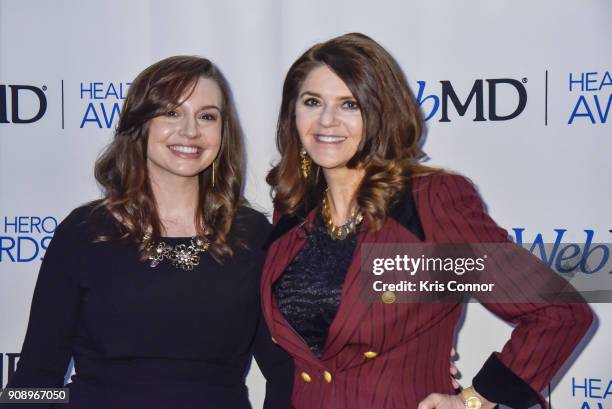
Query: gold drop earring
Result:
<box><xmin>300</xmin><ymin>148</ymin><xmax>311</xmax><ymax>179</ymax></box>
<box><xmin>211</xmin><ymin>161</ymin><xmax>216</xmax><ymax>188</ymax></box>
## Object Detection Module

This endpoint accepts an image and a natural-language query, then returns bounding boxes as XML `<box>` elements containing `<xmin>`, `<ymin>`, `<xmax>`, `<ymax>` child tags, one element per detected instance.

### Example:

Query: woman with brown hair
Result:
<box><xmin>261</xmin><ymin>33</ymin><xmax>593</xmax><ymax>408</ymax></box>
<box><xmin>5</xmin><ymin>56</ymin><xmax>293</xmax><ymax>409</ymax></box>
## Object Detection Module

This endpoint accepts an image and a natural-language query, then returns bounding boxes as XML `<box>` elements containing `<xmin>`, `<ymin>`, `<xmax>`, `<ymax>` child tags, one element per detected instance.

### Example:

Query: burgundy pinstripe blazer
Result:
<box><xmin>261</xmin><ymin>173</ymin><xmax>593</xmax><ymax>409</ymax></box>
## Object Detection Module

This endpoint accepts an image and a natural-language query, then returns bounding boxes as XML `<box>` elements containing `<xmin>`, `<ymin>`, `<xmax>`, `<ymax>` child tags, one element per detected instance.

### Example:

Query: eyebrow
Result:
<box><xmin>299</xmin><ymin>91</ymin><xmax>355</xmax><ymax>101</ymax></box>
<box><xmin>198</xmin><ymin>105</ymin><xmax>221</xmax><ymax>112</ymax></box>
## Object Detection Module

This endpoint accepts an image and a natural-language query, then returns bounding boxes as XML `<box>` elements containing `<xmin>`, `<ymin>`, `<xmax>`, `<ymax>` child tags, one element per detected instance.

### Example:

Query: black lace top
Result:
<box><xmin>273</xmin><ymin>214</ymin><xmax>358</xmax><ymax>357</ymax></box>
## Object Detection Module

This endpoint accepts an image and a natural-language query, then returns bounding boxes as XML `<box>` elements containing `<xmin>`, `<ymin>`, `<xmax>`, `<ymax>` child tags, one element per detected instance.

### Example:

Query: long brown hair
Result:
<box><xmin>94</xmin><ymin>56</ymin><xmax>244</xmax><ymax>259</ymax></box>
<box><xmin>267</xmin><ymin>33</ymin><xmax>439</xmax><ymax>230</ymax></box>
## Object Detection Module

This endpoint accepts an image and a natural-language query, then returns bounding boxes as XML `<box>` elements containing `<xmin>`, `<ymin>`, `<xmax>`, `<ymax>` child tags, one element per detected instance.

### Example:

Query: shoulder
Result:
<box><xmin>411</xmin><ymin>172</ymin><xmax>509</xmax><ymax>242</ymax></box>
<box><xmin>45</xmin><ymin>200</ymin><xmax>106</xmax><ymax>250</ymax></box>
<box><xmin>233</xmin><ymin>205</ymin><xmax>272</xmax><ymax>249</ymax></box>
<box><xmin>60</xmin><ymin>200</ymin><xmax>100</xmax><ymax>224</ymax></box>
<box><xmin>56</xmin><ymin>200</ymin><xmax>119</xmax><ymax>241</ymax></box>
<box><xmin>410</xmin><ymin>171</ymin><xmax>485</xmax><ymax>213</ymax></box>
<box><xmin>56</xmin><ymin>200</ymin><xmax>99</xmax><ymax>231</ymax></box>
<box><xmin>410</xmin><ymin>171</ymin><xmax>488</xmax><ymax>223</ymax></box>
<box><xmin>411</xmin><ymin>171</ymin><xmax>478</xmax><ymax>197</ymax></box>
<box><xmin>235</xmin><ymin>205</ymin><xmax>271</xmax><ymax>229</ymax></box>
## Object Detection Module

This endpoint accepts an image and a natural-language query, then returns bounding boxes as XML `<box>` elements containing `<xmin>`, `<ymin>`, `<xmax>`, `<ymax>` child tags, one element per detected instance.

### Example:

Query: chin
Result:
<box><xmin>311</xmin><ymin>155</ymin><xmax>351</xmax><ymax>170</ymax></box>
<box><xmin>170</xmin><ymin>166</ymin><xmax>208</xmax><ymax>178</ymax></box>
<box><xmin>313</xmin><ymin>161</ymin><xmax>350</xmax><ymax>172</ymax></box>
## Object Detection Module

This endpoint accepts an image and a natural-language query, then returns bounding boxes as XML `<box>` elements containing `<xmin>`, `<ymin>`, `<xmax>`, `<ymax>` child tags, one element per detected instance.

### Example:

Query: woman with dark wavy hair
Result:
<box><xmin>5</xmin><ymin>56</ymin><xmax>293</xmax><ymax>409</ymax></box>
<box><xmin>261</xmin><ymin>33</ymin><xmax>592</xmax><ymax>409</ymax></box>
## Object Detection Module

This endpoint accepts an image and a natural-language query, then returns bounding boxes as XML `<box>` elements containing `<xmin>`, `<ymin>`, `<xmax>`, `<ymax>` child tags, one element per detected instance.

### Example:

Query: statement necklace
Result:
<box><xmin>143</xmin><ymin>234</ymin><xmax>210</xmax><ymax>271</ymax></box>
<box><xmin>321</xmin><ymin>191</ymin><xmax>364</xmax><ymax>240</ymax></box>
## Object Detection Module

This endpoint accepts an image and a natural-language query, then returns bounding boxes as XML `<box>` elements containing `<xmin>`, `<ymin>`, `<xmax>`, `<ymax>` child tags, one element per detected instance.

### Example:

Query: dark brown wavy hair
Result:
<box><xmin>94</xmin><ymin>56</ymin><xmax>244</xmax><ymax>259</ymax></box>
<box><xmin>267</xmin><ymin>33</ymin><xmax>440</xmax><ymax>230</ymax></box>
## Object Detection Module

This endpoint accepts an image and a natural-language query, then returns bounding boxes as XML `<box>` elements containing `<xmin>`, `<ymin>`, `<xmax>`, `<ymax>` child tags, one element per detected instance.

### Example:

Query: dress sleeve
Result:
<box><xmin>423</xmin><ymin>173</ymin><xmax>593</xmax><ymax>409</ymax></box>
<box><xmin>246</xmin><ymin>208</ymin><xmax>294</xmax><ymax>409</ymax></box>
<box><xmin>252</xmin><ymin>310</ymin><xmax>295</xmax><ymax>409</ymax></box>
<box><xmin>5</xmin><ymin>211</ymin><xmax>83</xmax><ymax>391</ymax></box>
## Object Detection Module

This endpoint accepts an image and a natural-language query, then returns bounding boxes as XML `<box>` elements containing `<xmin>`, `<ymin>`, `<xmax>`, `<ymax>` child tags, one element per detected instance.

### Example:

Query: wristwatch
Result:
<box><xmin>460</xmin><ymin>386</ymin><xmax>482</xmax><ymax>409</ymax></box>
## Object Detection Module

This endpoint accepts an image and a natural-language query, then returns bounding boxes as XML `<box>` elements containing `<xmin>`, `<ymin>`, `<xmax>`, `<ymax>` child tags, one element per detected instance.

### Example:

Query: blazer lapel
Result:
<box><xmin>320</xmin><ymin>223</ymin><xmax>392</xmax><ymax>360</ymax></box>
<box><xmin>321</xmin><ymin>184</ymin><xmax>425</xmax><ymax>360</ymax></box>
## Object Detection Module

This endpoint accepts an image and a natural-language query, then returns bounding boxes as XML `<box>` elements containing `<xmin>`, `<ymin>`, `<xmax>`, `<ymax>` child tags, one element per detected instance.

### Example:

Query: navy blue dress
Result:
<box><xmin>4</xmin><ymin>203</ymin><xmax>293</xmax><ymax>409</ymax></box>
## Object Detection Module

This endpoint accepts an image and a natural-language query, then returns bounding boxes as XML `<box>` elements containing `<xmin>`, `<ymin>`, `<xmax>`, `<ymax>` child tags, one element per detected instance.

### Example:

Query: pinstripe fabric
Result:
<box><xmin>261</xmin><ymin>173</ymin><xmax>592</xmax><ymax>409</ymax></box>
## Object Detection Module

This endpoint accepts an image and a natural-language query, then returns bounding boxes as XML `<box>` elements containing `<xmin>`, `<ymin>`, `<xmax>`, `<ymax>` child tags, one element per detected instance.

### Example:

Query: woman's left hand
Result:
<box><xmin>417</xmin><ymin>394</ymin><xmax>465</xmax><ymax>409</ymax></box>
<box><xmin>418</xmin><ymin>391</ymin><xmax>496</xmax><ymax>409</ymax></box>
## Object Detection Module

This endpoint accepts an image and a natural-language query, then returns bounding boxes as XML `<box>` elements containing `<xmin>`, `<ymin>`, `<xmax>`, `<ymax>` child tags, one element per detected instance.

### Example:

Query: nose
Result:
<box><xmin>318</xmin><ymin>105</ymin><xmax>339</xmax><ymax>127</ymax></box>
<box><xmin>179</xmin><ymin>116</ymin><xmax>199</xmax><ymax>139</ymax></box>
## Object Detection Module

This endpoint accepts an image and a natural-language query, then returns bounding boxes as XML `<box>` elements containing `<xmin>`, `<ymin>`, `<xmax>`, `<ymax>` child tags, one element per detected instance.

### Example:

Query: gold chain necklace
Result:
<box><xmin>143</xmin><ymin>235</ymin><xmax>210</xmax><ymax>271</ymax></box>
<box><xmin>321</xmin><ymin>191</ymin><xmax>363</xmax><ymax>240</ymax></box>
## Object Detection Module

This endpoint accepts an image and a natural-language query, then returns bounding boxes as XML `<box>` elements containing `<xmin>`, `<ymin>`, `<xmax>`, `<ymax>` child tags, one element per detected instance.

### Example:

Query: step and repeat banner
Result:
<box><xmin>1</xmin><ymin>1</ymin><xmax>610</xmax><ymax>408</ymax></box>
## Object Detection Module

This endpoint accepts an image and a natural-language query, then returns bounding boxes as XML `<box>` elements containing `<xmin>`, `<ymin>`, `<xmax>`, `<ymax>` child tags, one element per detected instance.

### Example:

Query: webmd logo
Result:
<box><xmin>415</xmin><ymin>77</ymin><xmax>528</xmax><ymax>122</ymax></box>
<box><xmin>572</xmin><ymin>377</ymin><xmax>611</xmax><ymax>409</ymax></box>
<box><xmin>79</xmin><ymin>81</ymin><xmax>130</xmax><ymax>128</ymax></box>
<box><xmin>0</xmin><ymin>84</ymin><xmax>48</xmax><ymax>124</ymax></box>
<box><xmin>0</xmin><ymin>216</ymin><xmax>57</xmax><ymax>263</ymax></box>
<box><xmin>512</xmin><ymin>228</ymin><xmax>610</xmax><ymax>274</ymax></box>
<box><xmin>567</xmin><ymin>70</ymin><xmax>611</xmax><ymax>125</ymax></box>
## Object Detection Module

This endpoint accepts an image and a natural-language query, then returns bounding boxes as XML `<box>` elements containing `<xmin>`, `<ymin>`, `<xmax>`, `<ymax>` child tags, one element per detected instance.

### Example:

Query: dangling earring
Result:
<box><xmin>211</xmin><ymin>161</ymin><xmax>216</xmax><ymax>188</ymax></box>
<box><xmin>300</xmin><ymin>148</ymin><xmax>311</xmax><ymax>179</ymax></box>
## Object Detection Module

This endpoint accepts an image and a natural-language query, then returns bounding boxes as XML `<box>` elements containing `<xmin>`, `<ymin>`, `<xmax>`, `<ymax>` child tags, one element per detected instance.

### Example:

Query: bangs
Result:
<box><xmin>147</xmin><ymin>74</ymin><xmax>199</xmax><ymax>115</ymax></box>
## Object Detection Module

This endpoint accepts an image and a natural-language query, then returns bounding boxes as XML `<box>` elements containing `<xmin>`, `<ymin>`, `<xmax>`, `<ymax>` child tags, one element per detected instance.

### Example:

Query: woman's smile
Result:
<box><xmin>168</xmin><ymin>144</ymin><xmax>204</xmax><ymax>159</ymax></box>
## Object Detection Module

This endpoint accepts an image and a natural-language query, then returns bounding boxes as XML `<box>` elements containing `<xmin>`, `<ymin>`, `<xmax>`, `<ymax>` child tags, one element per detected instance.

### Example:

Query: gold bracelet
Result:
<box><xmin>460</xmin><ymin>386</ymin><xmax>482</xmax><ymax>409</ymax></box>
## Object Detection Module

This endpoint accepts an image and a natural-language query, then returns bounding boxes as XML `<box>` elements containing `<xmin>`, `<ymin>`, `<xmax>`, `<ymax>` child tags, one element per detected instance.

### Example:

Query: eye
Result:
<box><xmin>303</xmin><ymin>97</ymin><xmax>320</xmax><ymax>107</ymax></box>
<box><xmin>199</xmin><ymin>112</ymin><xmax>218</xmax><ymax>121</ymax></box>
<box><xmin>166</xmin><ymin>110</ymin><xmax>178</xmax><ymax>117</ymax></box>
<box><xmin>342</xmin><ymin>100</ymin><xmax>360</xmax><ymax>110</ymax></box>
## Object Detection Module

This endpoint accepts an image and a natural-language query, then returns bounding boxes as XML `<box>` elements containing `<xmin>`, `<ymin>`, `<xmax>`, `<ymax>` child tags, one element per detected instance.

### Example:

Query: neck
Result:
<box><xmin>148</xmin><ymin>168</ymin><xmax>200</xmax><ymax>236</ymax></box>
<box><xmin>323</xmin><ymin>167</ymin><xmax>365</xmax><ymax>224</ymax></box>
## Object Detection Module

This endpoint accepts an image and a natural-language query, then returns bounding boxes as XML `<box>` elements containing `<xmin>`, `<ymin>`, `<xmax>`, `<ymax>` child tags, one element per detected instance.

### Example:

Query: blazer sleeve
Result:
<box><xmin>423</xmin><ymin>173</ymin><xmax>593</xmax><ymax>409</ymax></box>
<box><xmin>2</xmin><ymin>211</ymin><xmax>84</xmax><ymax>408</ymax></box>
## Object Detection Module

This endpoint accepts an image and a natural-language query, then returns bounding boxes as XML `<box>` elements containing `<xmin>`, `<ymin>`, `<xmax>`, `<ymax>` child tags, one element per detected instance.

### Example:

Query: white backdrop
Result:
<box><xmin>1</xmin><ymin>1</ymin><xmax>610</xmax><ymax>408</ymax></box>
